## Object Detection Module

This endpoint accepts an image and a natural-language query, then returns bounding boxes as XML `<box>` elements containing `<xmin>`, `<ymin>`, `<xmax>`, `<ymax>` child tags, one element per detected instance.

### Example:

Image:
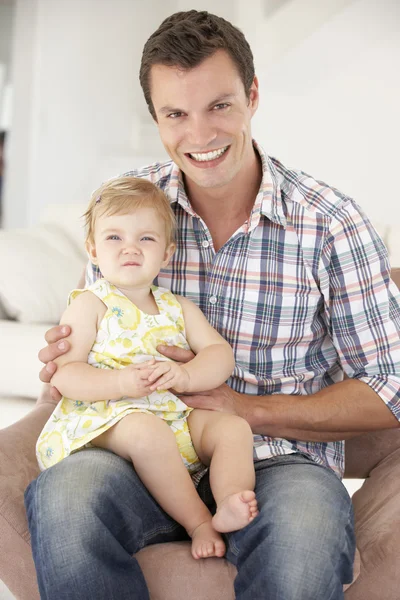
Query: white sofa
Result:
<box><xmin>0</xmin><ymin>204</ymin><xmax>87</xmax><ymax>426</ymax></box>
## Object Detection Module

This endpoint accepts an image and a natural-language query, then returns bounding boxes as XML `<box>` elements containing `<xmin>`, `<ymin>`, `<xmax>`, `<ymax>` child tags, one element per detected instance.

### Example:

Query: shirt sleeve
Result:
<box><xmin>320</xmin><ymin>198</ymin><xmax>400</xmax><ymax>422</ymax></box>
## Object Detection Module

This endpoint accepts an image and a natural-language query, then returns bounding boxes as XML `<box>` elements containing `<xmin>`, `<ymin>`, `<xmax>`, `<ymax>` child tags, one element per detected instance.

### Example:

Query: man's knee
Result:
<box><xmin>227</xmin><ymin>459</ymin><xmax>355</xmax><ymax>598</ymax></box>
<box><xmin>231</xmin><ymin>504</ymin><xmax>353</xmax><ymax>600</ymax></box>
<box><xmin>25</xmin><ymin>448</ymin><xmax>142</xmax><ymax>530</ymax></box>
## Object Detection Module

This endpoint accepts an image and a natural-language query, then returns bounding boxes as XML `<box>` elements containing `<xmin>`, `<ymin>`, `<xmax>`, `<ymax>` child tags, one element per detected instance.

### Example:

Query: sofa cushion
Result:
<box><xmin>0</xmin><ymin>223</ymin><xmax>85</xmax><ymax>324</ymax></box>
<box><xmin>0</xmin><ymin>321</ymin><xmax>50</xmax><ymax>398</ymax></box>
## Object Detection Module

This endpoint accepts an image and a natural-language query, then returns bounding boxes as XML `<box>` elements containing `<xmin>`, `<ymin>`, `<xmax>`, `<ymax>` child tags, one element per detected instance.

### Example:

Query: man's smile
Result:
<box><xmin>184</xmin><ymin>145</ymin><xmax>230</xmax><ymax>168</ymax></box>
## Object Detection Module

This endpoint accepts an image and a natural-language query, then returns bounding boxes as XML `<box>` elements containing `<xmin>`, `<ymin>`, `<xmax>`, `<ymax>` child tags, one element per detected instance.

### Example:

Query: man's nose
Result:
<box><xmin>186</xmin><ymin>115</ymin><xmax>217</xmax><ymax>149</ymax></box>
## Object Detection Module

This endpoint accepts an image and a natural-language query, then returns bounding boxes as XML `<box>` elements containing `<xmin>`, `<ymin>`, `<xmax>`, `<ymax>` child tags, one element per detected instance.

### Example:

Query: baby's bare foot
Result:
<box><xmin>190</xmin><ymin>520</ymin><xmax>226</xmax><ymax>560</ymax></box>
<box><xmin>212</xmin><ymin>490</ymin><xmax>259</xmax><ymax>533</ymax></box>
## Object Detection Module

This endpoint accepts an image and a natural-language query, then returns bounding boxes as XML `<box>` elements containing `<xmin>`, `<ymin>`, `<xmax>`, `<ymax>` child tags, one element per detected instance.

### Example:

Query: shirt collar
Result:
<box><xmin>251</xmin><ymin>140</ymin><xmax>287</xmax><ymax>230</ymax></box>
<box><xmin>169</xmin><ymin>163</ymin><xmax>199</xmax><ymax>217</ymax></box>
<box><xmin>167</xmin><ymin>141</ymin><xmax>287</xmax><ymax>228</ymax></box>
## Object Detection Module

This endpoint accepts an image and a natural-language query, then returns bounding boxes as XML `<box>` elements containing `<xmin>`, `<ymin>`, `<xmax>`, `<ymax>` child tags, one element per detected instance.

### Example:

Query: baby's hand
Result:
<box><xmin>118</xmin><ymin>359</ymin><xmax>156</xmax><ymax>398</ymax></box>
<box><xmin>147</xmin><ymin>361</ymin><xmax>190</xmax><ymax>393</ymax></box>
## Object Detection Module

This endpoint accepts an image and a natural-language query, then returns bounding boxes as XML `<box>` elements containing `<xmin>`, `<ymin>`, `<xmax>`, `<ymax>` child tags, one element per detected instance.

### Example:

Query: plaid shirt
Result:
<box><xmin>87</xmin><ymin>141</ymin><xmax>400</xmax><ymax>478</ymax></box>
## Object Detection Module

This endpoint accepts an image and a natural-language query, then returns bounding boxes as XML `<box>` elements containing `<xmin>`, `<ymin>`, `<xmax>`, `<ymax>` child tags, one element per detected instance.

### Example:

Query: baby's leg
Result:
<box><xmin>92</xmin><ymin>413</ymin><xmax>225</xmax><ymax>559</ymax></box>
<box><xmin>188</xmin><ymin>410</ymin><xmax>259</xmax><ymax>533</ymax></box>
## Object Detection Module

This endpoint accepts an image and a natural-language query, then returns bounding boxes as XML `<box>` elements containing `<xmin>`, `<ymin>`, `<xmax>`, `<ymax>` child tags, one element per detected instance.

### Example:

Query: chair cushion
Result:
<box><xmin>137</xmin><ymin>542</ymin><xmax>236</xmax><ymax>600</ymax></box>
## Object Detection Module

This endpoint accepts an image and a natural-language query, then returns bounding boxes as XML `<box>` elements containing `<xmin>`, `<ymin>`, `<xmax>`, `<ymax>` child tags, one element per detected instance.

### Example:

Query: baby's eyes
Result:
<box><xmin>105</xmin><ymin>235</ymin><xmax>156</xmax><ymax>242</ymax></box>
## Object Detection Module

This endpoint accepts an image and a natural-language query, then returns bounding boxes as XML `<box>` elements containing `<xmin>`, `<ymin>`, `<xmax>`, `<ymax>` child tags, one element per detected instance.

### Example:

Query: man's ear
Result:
<box><xmin>162</xmin><ymin>243</ymin><xmax>176</xmax><ymax>268</ymax></box>
<box><xmin>85</xmin><ymin>241</ymin><xmax>98</xmax><ymax>265</ymax></box>
<box><xmin>248</xmin><ymin>76</ymin><xmax>259</xmax><ymax>115</ymax></box>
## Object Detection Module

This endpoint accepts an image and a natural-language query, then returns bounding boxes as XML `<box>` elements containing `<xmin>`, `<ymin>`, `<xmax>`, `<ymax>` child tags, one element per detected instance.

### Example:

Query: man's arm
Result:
<box><xmin>176</xmin><ymin>379</ymin><xmax>398</xmax><ymax>442</ymax></box>
<box><xmin>236</xmin><ymin>378</ymin><xmax>399</xmax><ymax>440</ymax></box>
<box><xmin>158</xmin><ymin>346</ymin><xmax>399</xmax><ymax>442</ymax></box>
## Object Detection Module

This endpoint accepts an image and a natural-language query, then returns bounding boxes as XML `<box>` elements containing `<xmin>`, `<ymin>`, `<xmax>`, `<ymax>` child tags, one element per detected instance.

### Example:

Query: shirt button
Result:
<box><xmin>202</xmin><ymin>240</ymin><xmax>210</xmax><ymax>248</ymax></box>
<box><xmin>209</xmin><ymin>295</ymin><xmax>217</xmax><ymax>305</ymax></box>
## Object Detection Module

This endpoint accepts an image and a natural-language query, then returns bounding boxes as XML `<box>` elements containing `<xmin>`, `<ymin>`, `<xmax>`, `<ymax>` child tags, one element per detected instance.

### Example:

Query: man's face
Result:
<box><xmin>149</xmin><ymin>50</ymin><xmax>259</xmax><ymax>191</ymax></box>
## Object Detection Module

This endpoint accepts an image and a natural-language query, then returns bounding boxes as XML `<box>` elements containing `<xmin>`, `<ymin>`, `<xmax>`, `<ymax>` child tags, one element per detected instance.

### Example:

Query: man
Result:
<box><xmin>26</xmin><ymin>10</ymin><xmax>400</xmax><ymax>600</ymax></box>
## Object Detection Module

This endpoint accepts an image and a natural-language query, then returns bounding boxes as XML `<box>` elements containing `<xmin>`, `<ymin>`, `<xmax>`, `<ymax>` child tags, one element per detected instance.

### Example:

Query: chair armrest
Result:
<box><xmin>0</xmin><ymin>404</ymin><xmax>52</xmax><ymax>599</ymax></box>
<box><xmin>344</xmin><ymin>429</ymin><xmax>400</xmax><ymax>479</ymax></box>
<box><xmin>345</xmin><ymin>445</ymin><xmax>400</xmax><ymax>600</ymax></box>
<box><xmin>0</xmin><ymin>403</ymin><xmax>54</xmax><ymax>462</ymax></box>
<box><xmin>0</xmin><ymin>403</ymin><xmax>53</xmax><ymax>532</ymax></box>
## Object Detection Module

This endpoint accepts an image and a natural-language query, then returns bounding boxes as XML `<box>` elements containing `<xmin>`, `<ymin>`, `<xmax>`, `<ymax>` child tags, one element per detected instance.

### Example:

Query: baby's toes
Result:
<box><xmin>242</xmin><ymin>490</ymin><xmax>256</xmax><ymax>502</ymax></box>
<box><xmin>193</xmin><ymin>542</ymin><xmax>209</xmax><ymax>559</ymax></box>
<box><xmin>215</xmin><ymin>539</ymin><xmax>226</xmax><ymax>557</ymax></box>
<box><xmin>196</xmin><ymin>541</ymin><xmax>214</xmax><ymax>558</ymax></box>
<box><xmin>204</xmin><ymin>542</ymin><xmax>215</xmax><ymax>557</ymax></box>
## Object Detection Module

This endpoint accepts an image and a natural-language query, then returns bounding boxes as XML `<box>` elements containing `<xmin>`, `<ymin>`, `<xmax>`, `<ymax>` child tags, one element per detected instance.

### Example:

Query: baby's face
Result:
<box><xmin>88</xmin><ymin>207</ymin><xmax>175</xmax><ymax>290</ymax></box>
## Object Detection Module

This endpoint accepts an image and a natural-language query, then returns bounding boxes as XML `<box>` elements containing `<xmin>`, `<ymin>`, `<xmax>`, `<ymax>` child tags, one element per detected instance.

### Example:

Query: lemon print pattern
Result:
<box><xmin>36</xmin><ymin>279</ymin><xmax>201</xmax><ymax>474</ymax></box>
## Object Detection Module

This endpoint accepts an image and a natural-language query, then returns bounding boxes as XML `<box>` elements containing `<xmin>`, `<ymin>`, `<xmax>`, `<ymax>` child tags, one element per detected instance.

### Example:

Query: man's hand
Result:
<box><xmin>38</xmin><ymin>325</ymin><xmax>72</xmax><ymax>401</ymax></box>
<box><xmin>156</xmin><ymin>345</ymin><xmax>246</xmax><ymax>415</ymax></box>
<box><xmin>182</xmin><ymin>383</ymin><xmax>247</xmax><ymax>417</ymax></box>
<box><xmin>156</xmin><ymin>344</ymin><xmax>195</xmax><ymax>363</ymax></box>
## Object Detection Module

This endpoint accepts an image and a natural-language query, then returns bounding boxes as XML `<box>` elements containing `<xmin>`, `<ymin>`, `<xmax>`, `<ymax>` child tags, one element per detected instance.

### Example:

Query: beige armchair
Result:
<box><xmin>1</xmin><ymin>271</ymin><xmax>400</xmax><ymax>599</ymax></box>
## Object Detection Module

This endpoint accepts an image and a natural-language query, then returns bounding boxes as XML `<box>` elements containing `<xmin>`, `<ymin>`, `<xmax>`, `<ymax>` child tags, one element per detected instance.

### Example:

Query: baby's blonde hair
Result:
<box><xmin>84</xmin><ymin>176</ymin><xmax>176</xmax><ymax>246</ymax></box>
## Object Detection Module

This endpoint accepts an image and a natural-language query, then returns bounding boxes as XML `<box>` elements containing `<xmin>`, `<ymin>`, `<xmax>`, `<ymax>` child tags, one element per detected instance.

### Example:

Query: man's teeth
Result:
<box><xmin>189</xmin><ymin>146</ymin><xmax>229</xmax><ymax>162</ymax></box>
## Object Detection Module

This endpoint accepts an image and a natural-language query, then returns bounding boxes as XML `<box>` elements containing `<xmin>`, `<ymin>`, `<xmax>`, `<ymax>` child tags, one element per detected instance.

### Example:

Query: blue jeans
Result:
<box><xmin>25</xmin><ymin>449</ymin><xmax>355</xmax><ymax>600</ymax></box>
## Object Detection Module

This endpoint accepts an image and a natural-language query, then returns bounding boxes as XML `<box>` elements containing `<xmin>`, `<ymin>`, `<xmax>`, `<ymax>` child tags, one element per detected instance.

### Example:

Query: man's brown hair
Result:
<box><xmin>139</xmin><ymin>10</ymin><xmax>255</xmax><ymax>120</ymax></box>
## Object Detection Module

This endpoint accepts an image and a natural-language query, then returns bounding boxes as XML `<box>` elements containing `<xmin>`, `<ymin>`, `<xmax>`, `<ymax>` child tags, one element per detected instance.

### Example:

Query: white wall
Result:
<box><xmin>3</xmin><ymin>0</ymin><xmax>400</xmax><ymax>263</ymax></box>
<box><xmin>3</xmin><ymin>0</ymin><xmax>177</xmax><ymax>228</ymax></box>
<box><xmin>248</xmin><ymin>0</ymin><xmax>400</xmax><ymax>258</ymax></box>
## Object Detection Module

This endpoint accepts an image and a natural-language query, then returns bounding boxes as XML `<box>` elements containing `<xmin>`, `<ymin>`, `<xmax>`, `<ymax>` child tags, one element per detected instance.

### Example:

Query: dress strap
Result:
<box><xmin>152</xmin><ymin>285</ymin><xmax>186</xmax><ymax>336</ymax></box>
<box><xmin>68</xmin><ymin>278</ymin><xmax>115</xmax><ymax>308</ymax></box>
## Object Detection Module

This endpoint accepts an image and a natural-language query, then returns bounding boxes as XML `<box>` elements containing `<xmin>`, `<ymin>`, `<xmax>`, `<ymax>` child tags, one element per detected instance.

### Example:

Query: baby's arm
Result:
<box><xmin>149</xmin><ymin>296</ymin><xmax>235</xmax><ymax>393</ymax></box>
<box><xmin>50</xmin><ymin>292</ymin><xmax>153</xmax><ymax>401</ymax></box>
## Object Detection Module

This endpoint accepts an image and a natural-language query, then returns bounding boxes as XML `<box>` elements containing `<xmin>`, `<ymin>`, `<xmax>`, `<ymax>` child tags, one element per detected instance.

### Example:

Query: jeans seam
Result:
<box><xmin>325</xmin><ymin>499</ymin><xmax>355</xmax><ymax>600</ymax></box>
<box><xmin>32</xmin><ymin>471</ymin><xmax>50</xmax><ymax>600</ymax></box>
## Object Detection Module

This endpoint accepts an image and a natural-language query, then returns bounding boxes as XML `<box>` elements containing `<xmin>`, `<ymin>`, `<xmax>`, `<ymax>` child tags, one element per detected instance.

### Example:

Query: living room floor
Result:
<box><xmin>0</xmin><ymin>395</ymin><xmax>364</xmax><ymax>599</ymax></box>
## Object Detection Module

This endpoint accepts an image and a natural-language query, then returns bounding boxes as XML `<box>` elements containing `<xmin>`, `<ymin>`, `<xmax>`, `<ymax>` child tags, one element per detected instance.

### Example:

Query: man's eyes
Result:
<box><xmin>213</xmin><ymin>103</ymin><xmax>230</xmax><ymax>111</ymax></box>
<box><xmin>167</xmin><ymin>112</ymin><xmax>184</xmax><ymax>119</ymax></box>
<box><xmin>166</xmin><ymin>104</ymin><xmax>230</xmax><ymax>119</ymax></box>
